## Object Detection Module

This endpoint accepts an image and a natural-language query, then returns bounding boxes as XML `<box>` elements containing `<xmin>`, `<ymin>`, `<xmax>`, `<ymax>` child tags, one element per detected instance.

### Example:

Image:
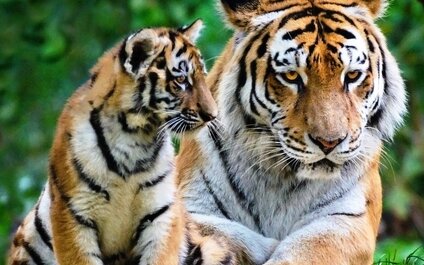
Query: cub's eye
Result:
<box><xmin>345</xmin><ymin>70</ymin><xmax>361</xmax><ymax>83</ymax></box>
<box><xmin>280</xmin><ymin>71</ymin><xmax>302</xmax><ymax>85</ymax></box>
<box><xmin>175</xmin><ymin>75</ymin><xmax>187</xmax><ymax>84</ymax></box>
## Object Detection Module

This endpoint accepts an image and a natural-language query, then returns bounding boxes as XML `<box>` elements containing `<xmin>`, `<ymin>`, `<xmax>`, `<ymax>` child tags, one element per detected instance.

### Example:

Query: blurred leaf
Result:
<box><xmin>385</xmin><ymin>186</ymin><xmax>413</xmax><ymax>219</ymax></box>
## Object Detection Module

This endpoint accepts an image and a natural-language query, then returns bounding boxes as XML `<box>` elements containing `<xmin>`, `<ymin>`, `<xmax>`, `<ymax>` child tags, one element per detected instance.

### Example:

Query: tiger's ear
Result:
<box><xmin>219</xmin><ymin>0</ymin><xmax>260</xmax><ymax>30</ymax></box>
<box><xmin>178</xmin><ymin>19</ymin><xmax>204</xmax><ymax>43</ymax></box>
<box><xmin>355</xmin><ymin>0</ymin><xmax>388</xmax><ymax>18</ymax></box>
<box><xmin>119</xmin><ymin>29</ymin><xmax>159</xmax><ymax>77</ymax></box>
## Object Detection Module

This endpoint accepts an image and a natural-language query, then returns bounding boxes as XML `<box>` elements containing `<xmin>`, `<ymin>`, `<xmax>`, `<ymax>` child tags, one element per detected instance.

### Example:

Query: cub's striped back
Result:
<box><xmin>8</xmin><ymin>20</ymin><xmax>243</xmax><ymax>265</ymax></box>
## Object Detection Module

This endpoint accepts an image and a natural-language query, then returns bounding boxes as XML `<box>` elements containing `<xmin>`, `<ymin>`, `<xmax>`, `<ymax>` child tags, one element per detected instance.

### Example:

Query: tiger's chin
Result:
<box><xmin>295</xmin><ymin>159</ymin><xmax>344</xmax><ymax>180</ymax></box>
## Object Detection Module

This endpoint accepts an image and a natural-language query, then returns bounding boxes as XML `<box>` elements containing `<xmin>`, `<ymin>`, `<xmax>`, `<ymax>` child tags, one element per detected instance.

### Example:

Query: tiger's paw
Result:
<box><xmin>185</xmin><ymin>235</ymin><xmax>253</xmax><ymax>265</ymax></box>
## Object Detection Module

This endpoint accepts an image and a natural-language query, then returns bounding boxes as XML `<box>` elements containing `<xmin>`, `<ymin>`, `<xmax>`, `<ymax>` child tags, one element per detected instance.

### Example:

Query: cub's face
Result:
<box><xmin>117</xmin><ymin>20</ymin><xmax>217</xmax><ymax>135</ymax></box>
<box><xmin>219</xmin><ymin>1</ymin><xmax>406</xmax><ymax>179</ymax></box>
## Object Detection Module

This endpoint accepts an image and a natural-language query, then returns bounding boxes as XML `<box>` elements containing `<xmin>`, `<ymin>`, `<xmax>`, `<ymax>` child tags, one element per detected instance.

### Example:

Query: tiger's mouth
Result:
<box><xmin>310</xmin><ymin>158</ymin><xmax>338</xmax><ymax>170</ymax></box>
<box><xmin>294</xmin><ymin>158</ymin><xmax>346</xmax><ymax>180</ymax></box>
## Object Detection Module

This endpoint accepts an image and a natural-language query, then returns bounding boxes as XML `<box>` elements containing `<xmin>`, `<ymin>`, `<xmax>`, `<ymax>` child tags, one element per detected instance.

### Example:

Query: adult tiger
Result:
<box><xmin>176</xmin><ymin>0</ymin><xmax>406</xmax><ymax>264</ymax></box>
<box><xmin>8</xmin><ymin>20</ymin><xmax>249</xmax><ymax>265</ymax></box>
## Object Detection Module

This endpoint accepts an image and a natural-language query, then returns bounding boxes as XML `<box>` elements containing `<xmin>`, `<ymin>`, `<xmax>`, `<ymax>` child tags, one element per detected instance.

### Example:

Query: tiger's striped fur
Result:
<box><xmin>8</xmin><ymin>20</ymin><xmax>248</xmax><ymax>265</ymax></box>
<box><xmin>177</xmin><ymin>1</ymin><xmax>406</xmax><ymax>264</ymax></box>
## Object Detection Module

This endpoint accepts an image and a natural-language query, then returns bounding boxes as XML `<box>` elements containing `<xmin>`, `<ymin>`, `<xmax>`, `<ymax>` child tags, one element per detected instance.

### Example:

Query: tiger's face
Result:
<box><xmin>219</xmin><ymin>0</ymin><xmax>406</xmax><ymax>179</ymax></box>
<box><xmin>116</xmin><ymin>20</ymin><xmax>217</xmax><ymax>136</ymax></box>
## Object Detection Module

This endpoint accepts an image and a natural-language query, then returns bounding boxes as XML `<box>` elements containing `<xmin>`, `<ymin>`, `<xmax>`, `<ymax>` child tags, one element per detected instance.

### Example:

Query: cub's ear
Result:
<box><xmin>355</xmin><ymin>0</ymin><xmax>388</xmax><ymax>18</ymax></box>
<box><xmin>119</xmin><ymin>29</ymin><xmax>159</xmax><ymax>77</ymax></box>
<box><xmin>178</xmin><ymin>19</ymin><xmax>204</xmax><ymax>43</ymax></box>
<box><xmin>219</xmin><ymin>0</ymin><xmax>259</xmax><ymax>30</ymax></box>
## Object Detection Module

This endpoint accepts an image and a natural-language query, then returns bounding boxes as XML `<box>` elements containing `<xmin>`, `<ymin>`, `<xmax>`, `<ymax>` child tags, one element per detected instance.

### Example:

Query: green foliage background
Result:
<box><xmin>0</xmin><ymin>0</ymin><xmax>423</xmax><ymax>263</ymax></box>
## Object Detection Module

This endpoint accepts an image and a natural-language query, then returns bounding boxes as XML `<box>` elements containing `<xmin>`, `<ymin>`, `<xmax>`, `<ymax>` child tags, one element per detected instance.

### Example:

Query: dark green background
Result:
<box><xmin>0</xmin><ymin>0</ymin><xmax>423</xmax><ymax>264</ymax></box>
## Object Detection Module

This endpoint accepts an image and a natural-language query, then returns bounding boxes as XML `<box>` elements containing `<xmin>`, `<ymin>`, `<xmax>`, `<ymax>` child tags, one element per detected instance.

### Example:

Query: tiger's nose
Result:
<box><xmin>309</xmin><ymin>134</ymin><xmax>346</xmax><ymax>154</ymax></box>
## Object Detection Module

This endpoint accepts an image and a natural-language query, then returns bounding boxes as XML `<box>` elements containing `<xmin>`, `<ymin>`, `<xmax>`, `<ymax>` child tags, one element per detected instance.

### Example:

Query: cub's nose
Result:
<box><xmin>309</xmin><ymin>134</ymin><xmax>346</xmax><ymax>154</ymax></box>
<box><xmin>198</xmin><ymin>109</ymin><xmax>216</xmax><ymax>122</ymax></box>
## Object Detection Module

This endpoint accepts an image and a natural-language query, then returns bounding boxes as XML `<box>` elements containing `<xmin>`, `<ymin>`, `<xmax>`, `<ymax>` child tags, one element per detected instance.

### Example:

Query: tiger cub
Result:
<box><xmin>8</xmin><ymin>20</ymin><xmax>243</xmax><ymax>265</ymax></box>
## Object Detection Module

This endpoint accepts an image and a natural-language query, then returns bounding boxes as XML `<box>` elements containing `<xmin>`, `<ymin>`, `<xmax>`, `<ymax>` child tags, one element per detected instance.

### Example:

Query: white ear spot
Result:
<box><xmin>179</xmin><ymin>19</ymin><xmax>204</xmax><ymax>43</ymax></box>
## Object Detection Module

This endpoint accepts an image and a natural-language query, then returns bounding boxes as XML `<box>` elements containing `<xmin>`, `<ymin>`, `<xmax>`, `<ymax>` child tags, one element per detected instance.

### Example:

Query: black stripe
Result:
<box><xmin>321</xmin><ymin>1</ymin><xmax>358</xmax><ymax>8</ymax></box>
<box><xmin>72</xmin><ymin>158</ymin><xmax>110</xmax><ymax>201</ymax></box>
<box><xmin>236</xmin><ymin>32</ymin><xmax>262</xmax><ymax>104</ymax></box>
<box><xmin>324</xmin><ymin>9</ymin><xmax>356</xmax><ymax>27</ymax></box>
<box><xmin>309</xmin><ymin>183</ymin><xmax>355</xmax><ymax>213</ymax></box>
<box><xmin>256</xmin><ymin>33</ymin><xmax>269</xmax><ymax>58</ymax></box>
<box><xmin>130</xmin><ymin>240</ymin><xmax>153</xmax><ymax>264</ymax></box>
<box><xmin>200</xmin><ymin>171</ymin><xmax>231</xmax><ymax>220</ymax></box>
<box><xmin>287</xmin><ymin>179</ymin><xmax>308</xmax><ymax>193</ymax></box>
<box><xmin>271</xmin><ymin>115</ymin><xmax>285</xmax><ymax>126</ymax></box>
<box><xmin>322</xmin><ymin>12</ymin><xmax>343</xmax><ymax>23</ymax></box>
<box><xmin>133</xmin><ymin>76</ymin><xmax>147</xmax><ymax>112</ymax></box>
<box><xmin>282</xmin><ymin>19</ymin><xmax>316</xmax><ymax>40</ymax></box>
<box><xmin>278</xmin><ymin>7</ymin><xmax>357</xmax><ymax>31</ymax></box>
<box><xmin>34</xmin><ymin>203</ymin><xmax>53</xmax><ymax>250</ymax></box>
<box><xmin>23</xmin><ymin>242</ymin><xmax>45</xmax><ymax>265</ymax></box>
<box><xmin>103</xmin><ymin>252</ymin><xmax>126</xmax><ymax>264</ymax></box>
<box><xmin>235</xmin><ymin>32</ymin><xmax>263</xmax><ymax>127</ymax></box>
<box><xmin>13</xmin><ymin>260</ymin><xmax>29</xmax><ymax>265</ymax></box>
<box><xmin>49</xmin><ymin>164</ymin><xmax>71</xmax><ymax>202</ymax></box>
<box><xmin>334</xmin><ymin>28</ymin><xmax>356</xmax><ymax>39</ymax></box>
<box><xmin>264</xmin><ymin>59</ymin><xmax>278</xmax><ymax>106</ymax></box>
<box><xmin>118</xmin><ymin>112</ymin><xmax>139</xmax><ymax>133</ymax></box>
<box><xmin>70</xmin><ymin>208</ymin><xmax>98</xmax><ymax>230</ymax></box>
<box><xmin>106</xmin><ymin>80</ymin><xmax>119</xmax><ymax>98</ymax></box>
<box><xmin>208</xmin><ymin>129</ymin><xmax>262</xmax><ymax>232</ymax></box>
<box><xmin>88</xmin><ymin>253</ymin><xmax>103</xmax><ymax>263</ymax></box>
<box><xmin>169</xmin><ymin>31</ymin><xmax>178</xmax><ymax>50</ymax></box>
<box><xmin>184</xmin><ymin>236</ymin><xmax>203</xmax><ymax>265</ymax></box>
<box><xmin>367</xmin><ymin>108</ymin><xmax>383</xmax><ymax>128</ymax></box>
<box><xmin>49</xmin><ymin>165</ymin><xmax>99</xmax><ymax>231</ymax></box>
<box><xmin>329</xmin><ymin>212</ymin><xmax>365</xmax><ymax>218</ymax></box>
<box><xmin>119</xmin><ymin>39</ymin><xmax>129</xmax><ymax>70</ymax></box>
<box><xmin>138</xmin><ymin>173</ymin><xmax>167</xmax><ymax>191</ymax></box>
<box><xmin>130</xmin><ymin>40</ymin><xmax>151</xmax><ymax>74</ymax></box>
<box><xmin>90</xmin><ymin>72</ymin><xmax>98</xmax><ymax>87</ymax></box>
<box><xmin>364</xmin><ymin>30</ymin><xmax>375</xmax><ymax>53</ymax></box>
<box><xmin>148</xmin><ymin>72</ymin><xmax>159</xmax><ymax>108</ymax></box>
<box><xmin>249</xmin><ymin>60</ymin><xmax>260</xmax><ymax>116</ymax></box>
<box><xmin>220</xmin><ymin>254</ymin><xmax>233</xmax><ymax>265</ymax></box>
<box><xmin>327</xmin><ymin>43</ymin><xmax>338</xmax><ymax>54</ymax></box>
<box><xmin>131</xmin><ymin>136</ymin><xmax>165</xmax><ymax>174</ymax></box>
<box><xmin>90</xmin><ymin>107</ymin><xmax>123</xmax><ymax>177</ymax></box>
<box><xmin>132</xmin><ymin>204</ymin><xmax>170</xmax><ymax>246</ymax></box>
<box><xmin>278</xmin><ymin>8</ymin><xmax>314</xmax><ymax>28</ymax></box>
<box><xmin>250</xmin><ymin>61</ymin><xmax>273</xmax><ymax>115</ymax></box>
<box><xmin>176</xmin><ymin>45</ymin><xmax>188</xmax><ymax>57</ymax></box>
<box><xmin>128</xmin><ymin>255</ymin><xmax>142</xmax><ymax>265</ymax></box>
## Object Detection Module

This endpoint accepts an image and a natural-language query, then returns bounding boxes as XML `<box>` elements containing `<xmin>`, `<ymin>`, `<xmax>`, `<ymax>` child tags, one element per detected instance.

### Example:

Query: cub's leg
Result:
<box><xmin>50</xmin><ymin>181</ymin><xmax>103</xmax><ymax>265</ymax></box>
<box><xmin>128</xmin><ymin>203</ymin><xmax>184</xmax><ymax>265</ymax></box>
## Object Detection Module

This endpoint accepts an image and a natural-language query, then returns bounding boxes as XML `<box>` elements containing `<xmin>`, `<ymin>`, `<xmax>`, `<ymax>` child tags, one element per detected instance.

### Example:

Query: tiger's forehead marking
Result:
<box><xmin>269</xmin><ymin>11</ymin><xmax>369</xmax><ymax>75</ymax></box>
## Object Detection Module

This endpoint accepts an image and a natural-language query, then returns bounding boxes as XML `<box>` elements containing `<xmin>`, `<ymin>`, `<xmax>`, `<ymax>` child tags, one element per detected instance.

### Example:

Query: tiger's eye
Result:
<box><xmin>284</xmin><ymin>71</ymin><xmax>299</xmax><ymax>81</ymax></box>
<box><xmin>346</xmin><ymin>71</ymin><xmax>360</xmax><ymax>81</ymax></box>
